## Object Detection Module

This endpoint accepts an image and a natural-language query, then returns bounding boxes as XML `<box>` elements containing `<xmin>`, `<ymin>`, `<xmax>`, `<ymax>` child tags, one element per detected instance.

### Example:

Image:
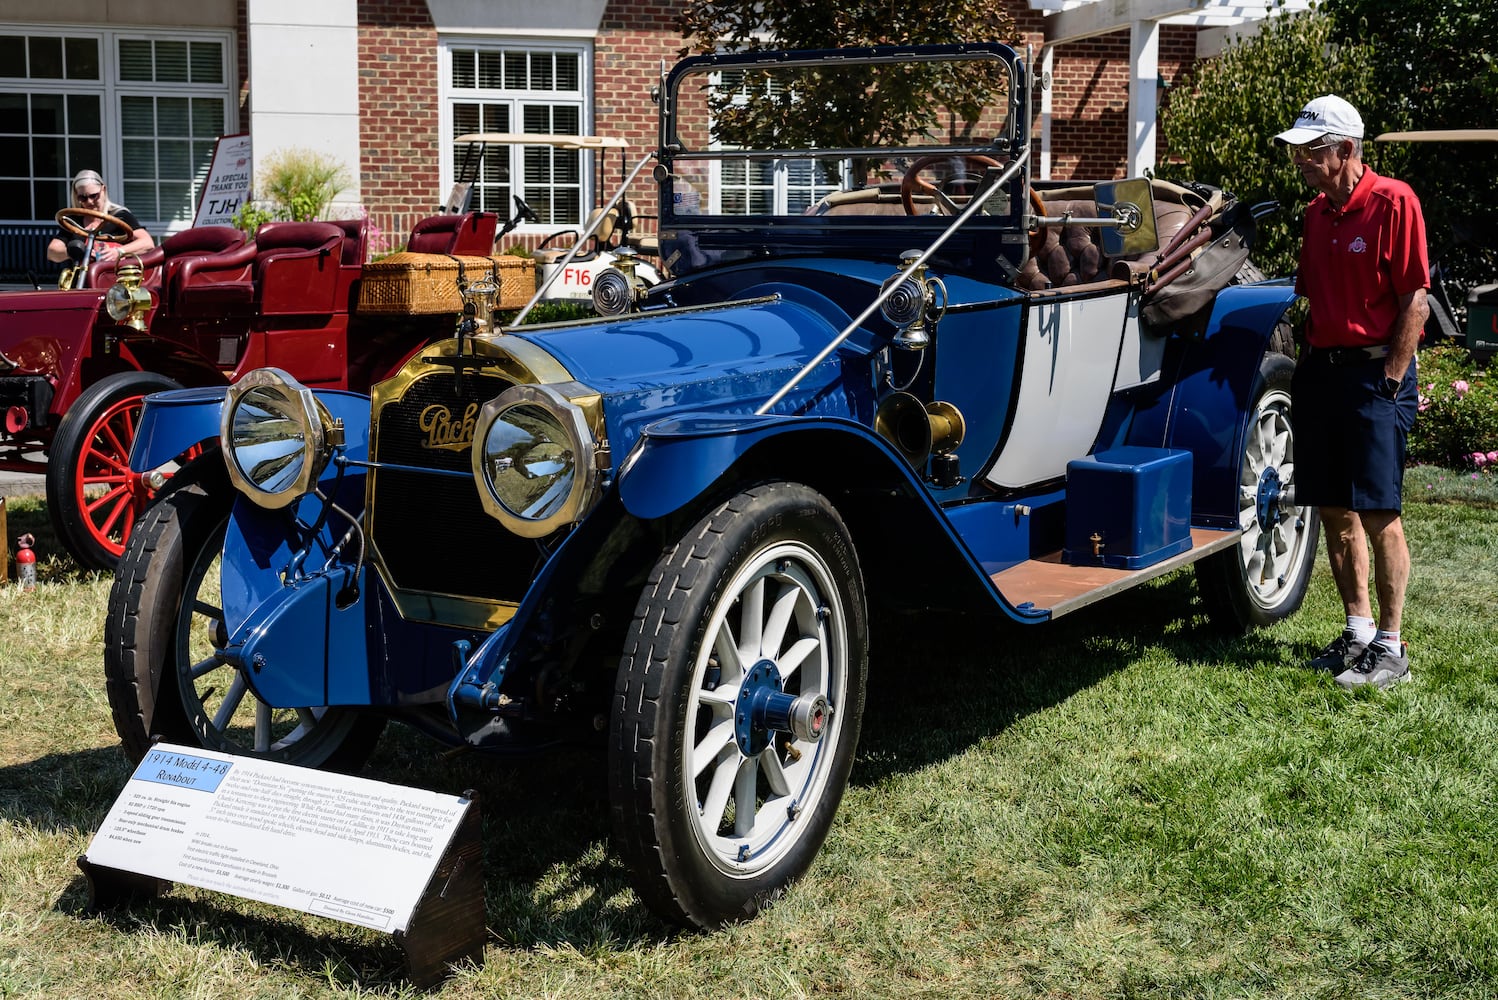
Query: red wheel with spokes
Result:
<box><xmin>46</xmin><ymin>371</ymin><xmax>198</xmax><ymax>571</ymax></box>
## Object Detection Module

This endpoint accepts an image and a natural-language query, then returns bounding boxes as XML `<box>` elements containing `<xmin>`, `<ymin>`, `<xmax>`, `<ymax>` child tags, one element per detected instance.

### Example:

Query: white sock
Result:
<box><xmin>1374</xmin><ymin>629</ymin><xmax>1401</xmax><ymax>652</ymax></box>
<box><xmin>1347</xmin><ymin>616</ymin><xmax>1376</xmax><ymax>644</ymax></box>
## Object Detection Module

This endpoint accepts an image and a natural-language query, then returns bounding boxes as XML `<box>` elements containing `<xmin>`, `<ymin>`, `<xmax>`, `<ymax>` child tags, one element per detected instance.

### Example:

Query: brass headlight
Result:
<box><xmin>591</xmin><ymin>247</ymin><xmax>648</xmax><ymax>316</ymax></box>
<box><xmin>105</xmin><ymin>255</ymin><xmax>152</xmax><ymax>331</ymax></box>
<box><xmin>221</xmin><ymin>368</ymin><xmax>339</xmax><ymax>508</ymax></box>
<box><xmin>472</xmin><ymin>384</ymin><xmax>601</xmax><ymax>538</ymax></box>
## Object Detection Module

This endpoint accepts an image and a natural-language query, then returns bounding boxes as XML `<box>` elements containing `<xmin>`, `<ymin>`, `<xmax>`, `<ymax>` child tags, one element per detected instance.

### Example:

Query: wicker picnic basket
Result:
<box><xmin>356</xmin><ymin>252</ymin><xmax>536</xmax><ymax>315</ymax></box>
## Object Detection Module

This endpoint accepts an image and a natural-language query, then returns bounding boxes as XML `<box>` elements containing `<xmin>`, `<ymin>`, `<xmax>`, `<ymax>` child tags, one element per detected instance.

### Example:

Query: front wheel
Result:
<box><xmin>1196</xmin><ymin>352</ymin><xmax>1320</xmax><ymax>631</ymax></box>
<box><xmin>609</xmin><ymin>483</ymin><xmax>868</xmax><ymax>928</ymax></box>
<box><xmin>104</xmin><ymin>461</ymin><xmax>384</xmax><ymax>769</ymax></box>
<box><xmin>47</xmin><ymin>371</ymin><xmax>189</xmax><ymax>571</ymax></box>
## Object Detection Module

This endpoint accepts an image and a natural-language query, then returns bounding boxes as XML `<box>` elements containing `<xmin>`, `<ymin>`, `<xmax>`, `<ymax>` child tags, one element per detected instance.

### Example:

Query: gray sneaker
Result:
<box><xmin>1334</xmin><ymin>641</ymin><xmax>1411</xmax><ymax>690</ymax></box>
<box><xmin>1309</xmin><ymin>630</ymin><xmax>1367</xmax><ymax>672</ymax></box>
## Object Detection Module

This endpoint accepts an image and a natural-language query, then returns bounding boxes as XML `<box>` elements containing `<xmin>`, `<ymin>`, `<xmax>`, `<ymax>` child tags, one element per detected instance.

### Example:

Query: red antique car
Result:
<box><xmin>0</xmin><ymin>207</ymin><xmax>501</xmax><ymax>569</ymax></box>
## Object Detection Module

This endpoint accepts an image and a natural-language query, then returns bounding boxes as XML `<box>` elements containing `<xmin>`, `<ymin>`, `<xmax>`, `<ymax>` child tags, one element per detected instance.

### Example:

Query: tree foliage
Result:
<box><xmin>680</xmin><ymin>2</ymin><xmax>1014</xmax><ymax>56</ymax></box>
<box><xmin>680</xmin><ymin>1</ymin><xmax>1016</xmax><ymax>151</ymax></box>
<box><xmin>1159</xmin><ymin>8</ymin><xmax>1375</xmax><ymax>278</ymax></box>
<box><xmin>1162</xmin><ymin>0</ymin><xmax>1498</xmax><ymax>290</ymax></box>
<box><xmin>1320</xmin><ymin>0</ymin><xmax>1498</xmax><ymax>292</ymax></box>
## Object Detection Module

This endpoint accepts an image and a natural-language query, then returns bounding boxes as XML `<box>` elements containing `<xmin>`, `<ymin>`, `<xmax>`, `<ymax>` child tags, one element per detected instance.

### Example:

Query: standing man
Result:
<box><xmin>1276</xmin><ymin>95</ymin><xmax>1429</xmax><ymax>689</ymax></box>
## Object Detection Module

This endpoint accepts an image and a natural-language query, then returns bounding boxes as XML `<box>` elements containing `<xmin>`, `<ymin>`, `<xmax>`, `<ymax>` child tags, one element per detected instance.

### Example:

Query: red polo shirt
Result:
<box><xmin>1295</xmin><ymin>166</ymin><xmax>1429</xmax><ymax>349</ymax></box>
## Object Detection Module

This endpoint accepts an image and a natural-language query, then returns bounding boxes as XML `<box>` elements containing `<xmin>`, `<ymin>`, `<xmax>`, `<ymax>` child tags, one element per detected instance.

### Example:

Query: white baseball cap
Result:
<box><xmin>1274</xmin><ymin>95</ymin><xmax>1365</xmax><ymax>145</ymax></box>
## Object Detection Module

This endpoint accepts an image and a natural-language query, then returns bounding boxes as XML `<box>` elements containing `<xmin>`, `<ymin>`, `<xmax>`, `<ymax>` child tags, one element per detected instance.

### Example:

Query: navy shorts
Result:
<box><xmin>1291</xmin><ymin>351</ymin><xmax>1417</xmax><ymax>512</ymax></box>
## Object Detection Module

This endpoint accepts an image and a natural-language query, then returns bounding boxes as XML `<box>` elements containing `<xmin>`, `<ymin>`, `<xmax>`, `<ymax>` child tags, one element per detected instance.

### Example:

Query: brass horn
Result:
<box><xmin>873</xmin><ymin>392</ymin><xmax>966</xmax><ymax>467</ymax></box>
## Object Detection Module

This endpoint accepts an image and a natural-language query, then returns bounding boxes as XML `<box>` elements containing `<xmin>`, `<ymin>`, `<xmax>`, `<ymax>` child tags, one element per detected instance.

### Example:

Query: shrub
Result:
<box><xmin>1159</xmin><ymin>8</ymin><xmax>1376</xmax><ymax>279</ymax></box>
<box><xmin>1409</xmin><ymin>346</ymin><xmax>1498</xmax><ymax>469</ymax></box>
<box><xmin>231</xmin><ymin>147</ymin><xmax>350</xmax><ymax>234</ymax></box>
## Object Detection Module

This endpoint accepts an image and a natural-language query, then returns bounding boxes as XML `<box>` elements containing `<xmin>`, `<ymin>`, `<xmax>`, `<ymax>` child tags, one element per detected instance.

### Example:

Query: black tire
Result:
<box><xmin>1195</xmin><ymin>353</ymin><xmax>1320</xmax><ymax>631</ymax></box>
<box><xmin>609</xmin><ymin>483</ymin><xmax>868</xmax><ymax>928</ymax></box>
<box><xmin>104</xmin><ymin>460</ymin><xmax>384</xmax><ymax>769</ymax></box>
<box><xmin>47</xmin><ymin>371</ymin><xmax>182</xmax><ymax>571</ymax></box>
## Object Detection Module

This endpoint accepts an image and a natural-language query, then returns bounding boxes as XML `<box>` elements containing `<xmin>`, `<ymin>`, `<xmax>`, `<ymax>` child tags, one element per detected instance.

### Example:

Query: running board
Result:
<box><xmin>991</xmin><ymin>527</ymin><xmax>1240</xmax><ymax>620</ymax></box>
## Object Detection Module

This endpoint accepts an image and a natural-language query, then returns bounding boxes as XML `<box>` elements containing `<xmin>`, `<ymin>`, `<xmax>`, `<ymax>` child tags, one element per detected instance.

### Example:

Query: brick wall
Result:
<box><xmin>1011</xmin><ymin>6</ymin><xmax>1198</xmax><ymax>180</ymax></box>
<box><xmin>356</xmin><ymin>1</ymin><xmax>440</xmax><ymax>252</ymax></box>
<box><xmin>591</xmin><ymin>1</ymin><xmax>683</xmax><ymax>244</ymax></box>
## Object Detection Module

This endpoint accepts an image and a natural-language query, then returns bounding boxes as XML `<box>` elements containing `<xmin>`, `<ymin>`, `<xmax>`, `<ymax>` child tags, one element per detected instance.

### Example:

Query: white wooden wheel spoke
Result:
<box><xmin>699</xmin><ymin>747</ymin><xmax>739</xmax><ymax>826</ymax></box>
<box><xmin>738</xmin><ymin>576</ymin><xmax>766</xmax><ymax>658</ymax></box>
<box><xmin>732</xmin><ymin>757</ymin><xmax>758</xmax><ymax>837</ymax></box>
<box><xmin>759</xmin><ymin>746</ymin><xmax>791</xmax><ymax>798</ymax></box>
<box><xmin>693</xmin><ymin>717</ymin><xmax>737</xmax><ymax>776</ymax></box>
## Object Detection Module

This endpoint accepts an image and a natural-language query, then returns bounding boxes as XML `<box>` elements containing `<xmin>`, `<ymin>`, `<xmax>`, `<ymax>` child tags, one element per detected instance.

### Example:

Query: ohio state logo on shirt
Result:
<box><xmin>1348</xmin><ymin>236</ymin><xmax>1368</xmax><ymax>253</ymax></box>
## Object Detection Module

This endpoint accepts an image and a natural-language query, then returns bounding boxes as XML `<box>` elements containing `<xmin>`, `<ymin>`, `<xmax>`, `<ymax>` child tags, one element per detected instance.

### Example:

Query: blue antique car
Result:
<box><xmin>104</xmin><ymin>42</ymin><xmax>1316</xmax><ymax>928</ymax></box>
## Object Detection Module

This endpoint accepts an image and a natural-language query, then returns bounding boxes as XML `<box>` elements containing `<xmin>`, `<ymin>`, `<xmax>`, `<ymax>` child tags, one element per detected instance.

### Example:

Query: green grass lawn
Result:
<box><xmin>2</xmin><ymin>467</ymin><xmax>1497</xmax><ymax>998</ymax></box>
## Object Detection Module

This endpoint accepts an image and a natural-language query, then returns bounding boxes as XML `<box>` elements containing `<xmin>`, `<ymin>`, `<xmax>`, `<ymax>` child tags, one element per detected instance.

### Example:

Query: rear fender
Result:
<box><xmin>1125</xmin><ymin>282</ymin><xmax>1297</xmax><ymax>527</ymax></box>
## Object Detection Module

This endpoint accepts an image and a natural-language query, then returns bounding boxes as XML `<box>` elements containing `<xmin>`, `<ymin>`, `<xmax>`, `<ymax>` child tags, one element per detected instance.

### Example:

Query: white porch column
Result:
<box><xmin>245</xmin><ymin>0</ymin><xmax>362</xmax><ymax>211</ymax></box>
<box><xmin>1127</xmin><ymin>18</ymin><xmax>1160</xmax><ymax>177</ymax></box>
<box><xmin>1039</xmin><ymin>45</ymin><xmax>1055</xmax><ymax>180</ymax></box>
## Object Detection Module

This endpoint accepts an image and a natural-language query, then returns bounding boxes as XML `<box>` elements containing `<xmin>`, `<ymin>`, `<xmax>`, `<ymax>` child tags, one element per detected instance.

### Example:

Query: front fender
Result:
<box><xmin>616</xmin><ymin>413</ymin><xmax>1046</xmax><ymax>623</ymax></box>
<box><xmin>130</xmin><ymin>385</ymin><xmax>372</xmax><ymax>472</ymax></box>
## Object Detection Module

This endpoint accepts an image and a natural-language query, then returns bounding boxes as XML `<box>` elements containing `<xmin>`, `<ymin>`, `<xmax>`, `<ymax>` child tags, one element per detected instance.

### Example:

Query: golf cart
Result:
<box><xmin>1374</xmin><ymin>129</ymin><xmax>1498</xmax><ymax>355</ymax></box>
<box><xmin>447</xmin><ymin>132</ymin><xmax>663</xmax><ymax>301</ymax></box>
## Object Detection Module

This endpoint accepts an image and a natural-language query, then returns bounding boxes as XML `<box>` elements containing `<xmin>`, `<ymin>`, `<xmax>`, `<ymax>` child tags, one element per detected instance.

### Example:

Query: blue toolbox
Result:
<box><xmin>1063</xmin><ymin>446</ymin><xmax>1193</xmax><ymax>569</ymax></box>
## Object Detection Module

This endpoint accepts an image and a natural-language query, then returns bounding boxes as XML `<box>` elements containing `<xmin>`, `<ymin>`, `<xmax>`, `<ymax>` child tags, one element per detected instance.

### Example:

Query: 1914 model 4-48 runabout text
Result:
<box><xmin>104</xmin><ymin>43</ymin><xmax>1315</xmax><ymax>929</ymax></box>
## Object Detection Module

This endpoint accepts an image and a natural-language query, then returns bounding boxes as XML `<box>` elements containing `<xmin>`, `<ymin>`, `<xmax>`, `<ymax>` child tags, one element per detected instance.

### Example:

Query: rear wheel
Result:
<box><xmin>104</xmin><ymin>461</ymin><xmax>384</xmax><ymax>769</ymax></box>
<box><xmin>1196</xmin><ymin>353</ymin><xmax>1319</xmax><ymax>630</ymax></box>
<box><xmin>47</xmin><ymin>371</ymin><xmax>192</xmax><ymax>571</ymax></box>
<box><xmin>609</xmin><ymin>483</ymin><xmax>868</xmax><ymax>927</ymax></box>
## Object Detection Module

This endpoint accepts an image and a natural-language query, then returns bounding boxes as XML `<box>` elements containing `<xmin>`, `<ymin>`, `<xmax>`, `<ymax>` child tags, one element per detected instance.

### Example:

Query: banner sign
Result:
<box><xmin>193</xmin><ymin>133</ymin><xmax>253</xmax><ymax>227</ymax></box>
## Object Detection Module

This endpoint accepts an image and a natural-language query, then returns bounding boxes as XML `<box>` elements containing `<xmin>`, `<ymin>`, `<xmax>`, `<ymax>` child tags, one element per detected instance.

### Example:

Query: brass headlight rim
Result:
<box><xmin>221</xmin><ymin>367</ymin><xmax>334</xmax><ymax>509</ymax></box>
<box><xmin>472</xmin><ymin>383</ymin><xmax>600</xmax><ymax>539</ymax></box>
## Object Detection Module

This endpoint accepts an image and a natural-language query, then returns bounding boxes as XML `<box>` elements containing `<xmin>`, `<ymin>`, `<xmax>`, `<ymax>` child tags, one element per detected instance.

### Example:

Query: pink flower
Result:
<box><xmin>1454</xmin><ymin>379</ymin><xmax>1471</xmax><ymax>395</ymax></box>
<box><xmin>1488</xmin><ymin>451</ymin><xmax>1498</xmax><ymax>464</ymax></box>
<box><xmin>1418</xmin><ymin>395</ymin><xmax>1431</xmax><ymax>412</ymax></box>
<box><xmin>1427</xmin><ymin>382</ymin><xmax>1435</xmax><ymax>391</ymax></box>
<box><xmin>1473</xmin><ymin>452</ymin><xmax>1488</xmax><ymax>468</ymax></box>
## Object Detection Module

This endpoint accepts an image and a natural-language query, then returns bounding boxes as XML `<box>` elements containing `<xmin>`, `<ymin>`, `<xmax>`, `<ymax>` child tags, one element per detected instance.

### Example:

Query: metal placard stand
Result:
<box><xmin>78</xmin><ymin>744</ymin><xmax>486</xmax><ymax>988</ymax></box>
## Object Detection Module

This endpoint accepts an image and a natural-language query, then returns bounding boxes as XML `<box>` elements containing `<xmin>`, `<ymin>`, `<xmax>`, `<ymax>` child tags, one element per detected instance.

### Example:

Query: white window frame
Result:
<box><xmin>703</xmin><ymin>71</ymin><xmax>842</xmax><ymax>217</ymax></box>
<box><xmin>0</xmin><ymin>23</ymin><xmax>235</xmax><ymax>228</ymax></box>
<box><xmin>437</xmin><ymin>35</ymin><xmax>592</xmax><ymax>235</ymax></box>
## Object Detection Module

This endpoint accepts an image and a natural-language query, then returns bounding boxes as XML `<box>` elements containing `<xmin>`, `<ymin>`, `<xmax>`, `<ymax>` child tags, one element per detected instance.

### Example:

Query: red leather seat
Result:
<box><xmin>406</xmin><ymin>212</ymin><xmax>498</xmax><ymax>256</ymax></box>
<box><xmin>86</xmin><ymin>225</ymin><xmax>246</xmax><ymax>291</ymax></box>
<box><xmin>173</xmin><ymin>221</ymin><xmax>345</xmax><ymax>317</ymax></box>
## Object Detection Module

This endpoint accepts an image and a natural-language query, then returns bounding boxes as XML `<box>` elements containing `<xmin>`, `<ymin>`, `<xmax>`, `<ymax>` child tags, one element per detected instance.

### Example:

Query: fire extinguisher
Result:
<box><xmin>14</xmin><ymin>533</ymin><xmax>35</xmax><ymax>591</ymax></box>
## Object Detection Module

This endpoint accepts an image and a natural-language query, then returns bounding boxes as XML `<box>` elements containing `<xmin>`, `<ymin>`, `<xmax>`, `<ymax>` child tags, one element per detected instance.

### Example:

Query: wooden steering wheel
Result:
<box><xmin>55</xmin><ymin>206</ymin><xmax>133</xmax><ymax>242</ymax></box>
<box><xmin>1028</xmin><ymin>188</ymin><xmax>1050</xmax><ymax>259</ymax></box>
<box><xmin>900</xmin><ymin>155</ymin><xmax>1003</xmax><ymax>216</ymax></box>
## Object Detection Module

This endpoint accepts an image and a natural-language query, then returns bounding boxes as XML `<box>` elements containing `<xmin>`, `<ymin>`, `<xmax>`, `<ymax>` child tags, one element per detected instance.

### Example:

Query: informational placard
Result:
<box><xmin>84</xmin><ymin>743</ymin><xmax>470</xmax><ymax>934</ymax></box>
<box><xmin>193</xmin><ymin>133</ymin><xmax>253</xmax><ymax>227</ymax></box>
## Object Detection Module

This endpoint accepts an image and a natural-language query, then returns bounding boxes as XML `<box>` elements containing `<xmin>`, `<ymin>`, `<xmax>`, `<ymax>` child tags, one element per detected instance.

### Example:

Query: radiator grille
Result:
<box><xmin>370</xmin><ymin>370</ymin><xmax>541</xmax><ymax>604</ymax></box>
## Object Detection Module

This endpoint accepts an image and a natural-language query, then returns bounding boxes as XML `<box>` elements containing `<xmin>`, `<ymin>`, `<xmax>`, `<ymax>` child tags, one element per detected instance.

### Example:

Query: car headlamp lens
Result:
<box><xmin>473</xmin><ymin>384</ymin><xmax>600</xmax><ymax>538</ymax></box>
<box><xmin>104</xmin><ymin>282</ymin><xmax>133</xmax><ymax>321</ymax></box>
<box><xmin>221</xmin><ymin>368</ymin><xmax>335</xmax><ymax>508</ymax></box>
<box><xmin>485</xmin><ymin>404</ymin><xmax>576</xmax><ymax>517</ymax></box>
<box><xmin>879</xmin><ymin>275</ymin><xmax>926</xmax><ymax>328</ymax></box>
